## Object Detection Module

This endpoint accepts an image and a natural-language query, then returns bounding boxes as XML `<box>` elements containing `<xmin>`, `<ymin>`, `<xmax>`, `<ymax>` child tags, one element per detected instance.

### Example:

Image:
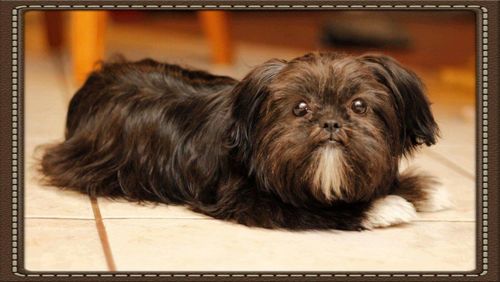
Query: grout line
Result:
<box><xmin>423</xmin><ymin>150</ymin><xmax>475</xmax><ymax>180</ymax></box>
<box><xmin>90</xmin><ymin>196</ymin><xmax>117</xmax><ymax>272</ymax></box>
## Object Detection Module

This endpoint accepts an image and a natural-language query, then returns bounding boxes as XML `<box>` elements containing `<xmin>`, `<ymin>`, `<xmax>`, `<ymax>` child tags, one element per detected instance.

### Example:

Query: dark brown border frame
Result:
<box><xmin>0</xmin><ymin>1</ymin><xmax>498</xmax><ymax>281</ymax></box>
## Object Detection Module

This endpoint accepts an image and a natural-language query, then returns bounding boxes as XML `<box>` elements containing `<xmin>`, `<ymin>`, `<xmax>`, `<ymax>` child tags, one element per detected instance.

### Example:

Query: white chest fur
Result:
<box><xmin>313</xmin><ymin>147</ymin><xmax>347</xmax><ymax>200</ymax></box>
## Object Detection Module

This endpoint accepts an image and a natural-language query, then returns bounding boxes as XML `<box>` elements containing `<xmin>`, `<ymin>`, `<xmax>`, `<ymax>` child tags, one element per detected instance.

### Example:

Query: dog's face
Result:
<box><xmin>230</xmin><ymin>53</ymin><xmax>438</xmax><ymax>206</ymax></box>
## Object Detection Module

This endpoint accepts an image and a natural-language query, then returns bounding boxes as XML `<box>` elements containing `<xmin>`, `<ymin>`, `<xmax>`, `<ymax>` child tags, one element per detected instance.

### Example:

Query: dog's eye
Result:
<box><xmin>351</xmin><ymin>98</ymin><xmax>367</xmax><ymax>114</ymax></box>
<box><xmin>293</xmin><ymin>102</ymin><xmax>310</xmax><ymax>117</ymax></box>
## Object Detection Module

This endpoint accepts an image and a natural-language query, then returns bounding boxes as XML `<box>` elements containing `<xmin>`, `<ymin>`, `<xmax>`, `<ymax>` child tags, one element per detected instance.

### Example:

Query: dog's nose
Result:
<box><xmin>322</xmin><ymin>120</ymin><xmax>342</xmax><ymax>132</ymax></box>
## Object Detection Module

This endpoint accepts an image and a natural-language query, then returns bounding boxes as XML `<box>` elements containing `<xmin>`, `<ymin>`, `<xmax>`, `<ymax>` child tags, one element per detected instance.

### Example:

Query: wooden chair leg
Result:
<box><xmin>198</xmin><ymin>11</ymin><xmax>233</xmax><ymax>65</ymax></box>
<box><xmin>43</xmin><ymin>11</ymin><xmax>64</xmax><ymax>52</ymax></box>
<box><xmin>68</xmin><ymin>11</ymin><xmax>108</xmax><ymax>85</ymax></box>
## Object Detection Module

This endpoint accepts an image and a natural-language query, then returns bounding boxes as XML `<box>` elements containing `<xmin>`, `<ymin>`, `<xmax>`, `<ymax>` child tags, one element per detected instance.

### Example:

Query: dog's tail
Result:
<box><xmin>39</xmin><ymin>132</ymin><xmax>179</xmax><ymax>203</ymax></box>
<box><xmin>38</xmin><ymin>136</ymin><xmax>124</xmax><ymax>198</ymax></box>
<box><xmin>38</xmin><ymin>69</ymin><xmax>129</xmax><ymax>199</ymax></box>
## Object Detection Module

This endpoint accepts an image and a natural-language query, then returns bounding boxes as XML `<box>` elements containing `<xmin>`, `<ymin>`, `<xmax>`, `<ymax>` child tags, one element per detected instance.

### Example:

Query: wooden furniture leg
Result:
<box><xmin>43</xmin><ymin>11</ymin><xmax>64</xmax><ymax>52</ymax></box>
<box><xmin>69</xmin><ymin>11</ymin><xmax>108</xmax><ymax>85</ymax></box>
<box><xmin>198</xmin><ymin>11</ymin><xmax>233</xmax><ymax>65</ymax></box>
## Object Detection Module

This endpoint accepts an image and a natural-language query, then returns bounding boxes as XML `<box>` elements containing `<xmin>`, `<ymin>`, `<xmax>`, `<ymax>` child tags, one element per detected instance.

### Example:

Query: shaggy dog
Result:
<box><xmin>40</xmin><ymin>52</ymin><xmax>450</xmax><ymax>230</ymax></box>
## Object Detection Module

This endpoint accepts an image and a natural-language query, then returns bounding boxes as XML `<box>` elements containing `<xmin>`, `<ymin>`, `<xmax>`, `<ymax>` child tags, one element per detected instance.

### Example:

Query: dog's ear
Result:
<box><xmin>359</xmin><ymin>54</ymin><xmax>439</xmax><ymax>155</ymax></box>
<box><xmin>229</xmin><ymin>59</ymin><xmax>287</xmax><ymax>161</ymax></box>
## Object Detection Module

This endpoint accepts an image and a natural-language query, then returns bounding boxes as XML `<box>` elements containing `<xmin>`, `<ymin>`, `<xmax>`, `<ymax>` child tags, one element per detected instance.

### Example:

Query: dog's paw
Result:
<box><xmin>361</xmin><ymin>195</ymin><xmax>417</xmax><ymax>229</ymax></box>
<box><xmin>414</xmin><ymin>184</ymin><xmax>453</xmax><ymax>212</ymax></box>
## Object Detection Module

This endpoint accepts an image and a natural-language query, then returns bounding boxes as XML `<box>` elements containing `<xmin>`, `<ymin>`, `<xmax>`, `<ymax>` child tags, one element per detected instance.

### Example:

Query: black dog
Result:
<box><xmin>41</xmin><ymin>52</ymin><xmax>450</xmax><ymax>230</ymax></box>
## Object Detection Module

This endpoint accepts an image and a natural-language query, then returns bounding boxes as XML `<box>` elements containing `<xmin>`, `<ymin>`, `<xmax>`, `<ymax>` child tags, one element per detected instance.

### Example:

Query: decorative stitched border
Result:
<box><xmin>11</xmin><ymin>4</ymin><xmax>489</xmax><ymax>278</ymax></box>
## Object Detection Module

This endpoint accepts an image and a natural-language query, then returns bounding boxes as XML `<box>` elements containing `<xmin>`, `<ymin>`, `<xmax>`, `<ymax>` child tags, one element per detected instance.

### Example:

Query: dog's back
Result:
<box><xmin>66</xmin><ymin>59</ymin><xmax>236</xmax><ymax>136</ymax></box>
<box><xmin>41</xmin><ymin>59</ymin><xmax>237</xmax><ymax>202</ymax></box>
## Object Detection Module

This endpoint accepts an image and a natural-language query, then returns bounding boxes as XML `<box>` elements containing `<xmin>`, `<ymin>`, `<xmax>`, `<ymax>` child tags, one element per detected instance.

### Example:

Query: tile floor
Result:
<box><xmin>23</xmin><ymin>16</ymin><xmax>477</xmax><ymax>272</ymax></box>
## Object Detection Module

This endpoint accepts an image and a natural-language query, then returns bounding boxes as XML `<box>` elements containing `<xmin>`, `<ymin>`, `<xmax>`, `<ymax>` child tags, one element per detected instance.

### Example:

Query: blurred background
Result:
<box><xmin>24</xmin><ymin>11</ymin><xmax>478</xmax><ymax>271</ymax></box>
<box><xmin>26</xmin><ymin>10</ymin><xmax>475</xmax><ymax>114</ymax></box>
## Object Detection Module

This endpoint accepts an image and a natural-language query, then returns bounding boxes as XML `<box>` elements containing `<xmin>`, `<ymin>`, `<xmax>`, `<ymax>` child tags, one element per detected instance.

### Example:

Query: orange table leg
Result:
<box><xmin>198</xmin><ymin>11</ymin><xmax>233</xmax><ymax>65</ymax></box>
<box><xmin>68</xmin><ymin>11</ymin><xmax>108</xmax><ymax>85</ymax></box>
<box><xmin>43</xmin><ymin>11</ymin><xmax>64</xmax><ymax>52</ymax></box>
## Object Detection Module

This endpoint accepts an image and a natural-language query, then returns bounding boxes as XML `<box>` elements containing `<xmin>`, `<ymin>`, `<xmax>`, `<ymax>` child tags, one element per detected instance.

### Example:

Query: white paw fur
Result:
<box><xmin>362</xmin><ymin>195</ymin><xmax>417</xmax><ymax>229</ymax></box>
<box><xmin>414</xmin><ymin>184</ymin><xmax>453</xmax><ymax>212</ymax></box>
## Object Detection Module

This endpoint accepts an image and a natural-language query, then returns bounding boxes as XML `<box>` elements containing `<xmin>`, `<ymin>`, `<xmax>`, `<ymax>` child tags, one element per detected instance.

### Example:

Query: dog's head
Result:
<box><xmin>230</xmin><ymin>52</ymin><xmax>439</xmax><ymax>206</ymax></box>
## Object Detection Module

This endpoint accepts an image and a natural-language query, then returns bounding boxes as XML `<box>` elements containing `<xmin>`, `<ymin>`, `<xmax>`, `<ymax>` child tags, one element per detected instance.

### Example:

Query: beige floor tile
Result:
<box><xmin>104</xmin><ymin>218</ymin><xmax>475</xmax><ymax>272</ymax></box>
<box><xmin>24</xmin><ymin>219</ymin><xmax>107</xmax><ymax>271</ymax></box>
<box><xmin>25</xmin><ymin>152</ymin><xmax>95</xmax><ymax>219</ymax></box>
<box><xmin>24</xmin><ymin>182</ymin><xmax>94</xmax><ymax>219</ymax></box>
<box><xmin>433</xmin><ymin>109</ymin><xmax>475</xmax><ymax>146</ymax></box>
<box><xmin>25</xmin><ymin>57</ymin><xmax>69</xmax><ymax>138</ymax></box>
<box><xmin>430</xmin><ymin>112</ymin><xmax>475</xmax><ymax>175</ymax></box>
<box><xmin>24</xmin><ymin>54</ymin><xmax>94</xmax><ymax>219</ymax></box>
<box><xmin>98</xmin><ymin>197</ymin><xmax>206</xmax><ymax>219</ymax></box>
<box><xmin>402</xmin><ymin>150</ymin><xmax>475</xmax><ymax>222</ymax></box>
<box><xmin>428</xmin><ymin>145</ymin><xmax>475</xmax><ymax>177</ymax></box>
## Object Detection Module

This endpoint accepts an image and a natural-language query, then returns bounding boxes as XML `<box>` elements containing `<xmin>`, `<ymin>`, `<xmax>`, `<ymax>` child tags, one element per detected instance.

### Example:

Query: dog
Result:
<box><xmin>40</xmin><ymin>52</ymin><xmax>451</xmax><ymax>230</ymax></box>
